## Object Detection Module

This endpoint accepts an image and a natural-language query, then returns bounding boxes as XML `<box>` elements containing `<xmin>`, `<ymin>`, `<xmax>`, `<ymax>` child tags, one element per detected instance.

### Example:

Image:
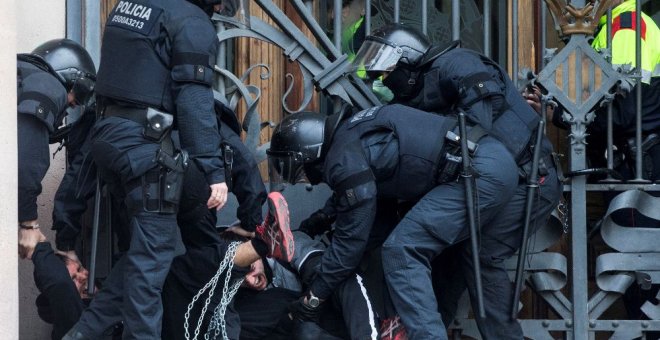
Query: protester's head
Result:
<box><xmin>242</xmin><ymin>258</ymin><xmax>269</xmax><ymax>291</ymax></box>
<box><xmin>327</xmin><ymin>0</ymin><xmax>379</xmax><ymax>37</ymax></box>
<box><xmin>327</xmin><ymin>0</ymin><xmax>365</xmax><ymax>30</ymax></box>
<box><xmin>57</xmin><ymin>254</ymin><xmax>91</xmax><ymax>299</ymax></box>
<box><xmin>36</xmin><ymin>254</ymin><xmax>92</xmax><ymax>324</ymax></box>
<box><xmin>31</xmin><ymin>39</ymin><xmax>96</xmax><ymax>107</ymax></box>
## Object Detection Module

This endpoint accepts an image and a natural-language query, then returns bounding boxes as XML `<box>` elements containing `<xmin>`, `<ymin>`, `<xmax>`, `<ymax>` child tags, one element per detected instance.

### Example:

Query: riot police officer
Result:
<box><xmin>63</xmin><ymin>1</ymin><xmax>239</xmax><ymax>339</ymax></box>
<box><xmin>352</xmin><ymin>23</ymin><xmax>562</xmax><ymax>339</ymax></box>
<box><xmin>267</xmin><ymin>105</ymin><xmax>520</xmax><ymax>339</ymax></box>
<box><xmin>17</xmin><ymin>39</ymin><xmax>96</xmax><ymax>260</ymax></box>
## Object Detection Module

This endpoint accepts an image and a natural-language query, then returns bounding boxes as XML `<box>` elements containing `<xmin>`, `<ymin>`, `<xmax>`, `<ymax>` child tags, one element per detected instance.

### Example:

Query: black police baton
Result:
<box><xmin>458</xmin><ymin>111</ymin><xmax>486</xmax><ymax>319</ymax></box>
<box><xmin>87</xmin><ymin>171</ymin><xmax>102</xmax><ymax>296</ymax></box>
<box><xmin>511</xmin><ymin>120</ymin><xmax>545</xmax><ymax>319</ymax></box>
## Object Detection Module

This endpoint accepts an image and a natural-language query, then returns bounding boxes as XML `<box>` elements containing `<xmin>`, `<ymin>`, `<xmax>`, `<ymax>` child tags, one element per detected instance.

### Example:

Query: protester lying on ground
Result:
<box><xmin>235</xmin><ymin>230</ymin><xmax>380</xmax><ymax>340</ymax></box>
<box><xmin>19</xmin><ymin>228</ymin><xmax>113</xmax><ymax>340</ymax></box>
<box><xmin>162</xmin><ymin>144</ymin><xmax>294</xmax><ymax>340</ymax></box>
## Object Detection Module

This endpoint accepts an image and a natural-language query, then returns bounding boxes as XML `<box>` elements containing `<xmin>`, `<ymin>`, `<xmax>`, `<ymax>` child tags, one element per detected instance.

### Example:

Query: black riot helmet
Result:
<box><xmin>354</xmin><ymin>23</ymin><xmax>431</xmax><ymax>72</ymax></box>
<box><xmin>353</xmin><ymin>23</ymin><xmax>431</xmax><ymax>100</ymax></box>
<box><xmin>31</xmin><ymin>39</ymin><xmax>96</xmax><ymax>106</ymax></box>
<box><xmin>267</xmin><ymin>112</ymin><xmax>328</xmax><ymax>186</ymax></box>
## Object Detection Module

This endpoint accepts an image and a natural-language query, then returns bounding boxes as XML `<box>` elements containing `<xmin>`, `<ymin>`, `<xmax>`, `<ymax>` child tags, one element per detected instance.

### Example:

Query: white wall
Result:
<box><xmin>0</xmin><ymin>0</ymin><xmax>18</xmax><ymax>338</ymax></box>
<box><xmin>16</xmin><ymin>1</ymin><xmax>67</xmax><ymax>339</ymax></box>
<box><xmin>17</xmin><ymin>1</ymin><xmax>67</xmax><ymax>52</ymax></box>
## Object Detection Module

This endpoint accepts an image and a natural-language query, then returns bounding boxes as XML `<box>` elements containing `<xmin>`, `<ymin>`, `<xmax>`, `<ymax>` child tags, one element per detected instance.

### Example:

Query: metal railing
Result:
<box><xmin>213</xmin><ymin>1</ymin><xmax>660</xmax><ymax>339</ymax></box>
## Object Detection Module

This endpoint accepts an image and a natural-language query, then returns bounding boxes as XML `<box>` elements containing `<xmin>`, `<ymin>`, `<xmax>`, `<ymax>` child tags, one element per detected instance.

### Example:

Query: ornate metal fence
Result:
<box><xmin>213</xmin><ymin>0</ymin><xmax>660</xmax><ymax>338</ymax></box>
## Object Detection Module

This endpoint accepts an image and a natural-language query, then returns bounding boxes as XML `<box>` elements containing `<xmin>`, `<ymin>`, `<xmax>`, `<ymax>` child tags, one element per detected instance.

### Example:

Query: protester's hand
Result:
<box><xmin>299</xmin><ymin>210</ymin><xmax>333</xmax><ymax>237</ymax></box>
<box><xmin>55</xmin><ymin>249</ymin><xmax>80</xmax><ymax>263</ymax></box>
<box><xmin>523</xmin><ymin>85</ymin><xmax>543</xmax><ymax>115</ymax></box>
<box><xmin>288</xmin><ymin>295</ymin><xmax>321</xmax><ymax>322</ymax></box>
<box><xmin>207</xmin><ymin>182</ymin><xmax>229</xmax><ymax>211</ymax></box>
<box><xmin>225</xmin><ymin>225</ymin><xmax>255</xmax><ymax>239</ymax></box>
<box><xmin>18</xmin><ymin>228</ymin><xmax>46</xmax><ymax>260</ymax></box>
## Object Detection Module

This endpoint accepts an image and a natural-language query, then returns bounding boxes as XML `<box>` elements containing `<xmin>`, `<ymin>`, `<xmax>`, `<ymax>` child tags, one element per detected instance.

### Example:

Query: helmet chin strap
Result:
<box><xmin>383</xmin><ymin>67</ymin><xmax>421</xmax><ymax>102</ymax></box>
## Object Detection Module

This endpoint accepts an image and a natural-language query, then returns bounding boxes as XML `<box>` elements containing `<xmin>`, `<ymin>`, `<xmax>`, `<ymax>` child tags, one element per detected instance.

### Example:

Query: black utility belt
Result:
<box><xmin>436</xmin><ymin>129</ymin><xmax>486</xmax><ymax>184</ymax></box>
<box><xmin>103</xmin><ymin>105</ymin><xmax>174</xmax><ymax>142</ymax></box>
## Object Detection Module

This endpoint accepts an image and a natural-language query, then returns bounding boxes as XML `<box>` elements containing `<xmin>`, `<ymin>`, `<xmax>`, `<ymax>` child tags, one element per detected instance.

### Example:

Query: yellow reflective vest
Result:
<box><xmin>592</xmin><ymin>0</ymin><xmax>660</xmax><ymax>84</ymax></box>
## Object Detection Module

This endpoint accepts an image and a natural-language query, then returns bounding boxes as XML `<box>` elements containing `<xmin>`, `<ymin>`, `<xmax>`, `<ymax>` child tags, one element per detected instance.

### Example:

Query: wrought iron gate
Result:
<box><xmin>212</xmin><ymin>0</ymin><xmax>660</xmax><ymax>339</ymax></box>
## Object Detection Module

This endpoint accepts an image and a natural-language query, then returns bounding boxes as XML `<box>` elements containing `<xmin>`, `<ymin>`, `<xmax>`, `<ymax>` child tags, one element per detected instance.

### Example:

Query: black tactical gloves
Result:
<box><xmin>288</xmin><ymin>295</ymin><xmax>321</xmax><ymax>322</ymax></box>
<box><xmin>298</xmin><ymin>209</ymin><xmax>335</xmax><ymax>237</ymax></box>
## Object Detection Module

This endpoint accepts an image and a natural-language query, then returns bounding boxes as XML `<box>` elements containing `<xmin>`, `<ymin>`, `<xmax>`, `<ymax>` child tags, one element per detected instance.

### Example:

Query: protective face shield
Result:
<box><xmin>70</xmin><ymin>73</ymin><xmax>96</xmax><ymax>107</ymax></box>
<box><xmin>353</xmin><ymin>40</ymin><xmax>404</xmax><ymax>74</ymax></box>
<box><xmin>352</xmin><ymin>23</ymin><xmax>430</xmax><ymax>74</ymax></box>
<box><xmin>31</xmin><ymin>39</ymin><xmax>96</xmax><ymax>107</ymax></box>
<box><xmin>267</xmin><ymin>150</ymin><xmax>308</xmax><ymax>186</ymax></box>
<box><xmin>267</xmin><ymin>112</ymin><xmax>326</xmax><ymax>188</ymax></box>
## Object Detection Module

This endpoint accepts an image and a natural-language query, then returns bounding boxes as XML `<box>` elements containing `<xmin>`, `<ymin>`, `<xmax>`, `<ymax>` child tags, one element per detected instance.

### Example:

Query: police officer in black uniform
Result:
<box><xmin>267</xmin><ymin>102</ymin><xmax>520</xmax><ymax>340</ymax></box>
<box><xmin>352</xmin><ymin>24</ymin><xmax>562</xmax><ymax>339</ymax></box>
<box><xmin>63</xmin><ymin>1</ymin><xmax>238</xmax><ymax>339</ymax></box>
<box><xmin>17</xmin><ymin>39</ymin><xmax>96</xmax><ymax>260</ymax></box>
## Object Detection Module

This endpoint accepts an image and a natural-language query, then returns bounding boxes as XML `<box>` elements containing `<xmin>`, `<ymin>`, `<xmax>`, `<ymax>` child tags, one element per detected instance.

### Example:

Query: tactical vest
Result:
<box><xmin>481</xmin><ymin>53</ymin><xmax>541</xmax><ymax>165</ymax></box>
<box><xmin>337</xmin><ymin>104</ymin><xmax>457</xmax><ymax>201</ymax></box>
<box><xmin>429</xmin><ymin>48</ymin><xmax>540</xmax><ymax>165</ymax></box>
<box><xmin>16</xmin><ymin>57</ymin><xmax>68</xmax><ymax>133</ymax></box>
<box><xmin>95</xmin><ymin>0</ymin><xmax>218</xmax><ymax>113</ymax></box>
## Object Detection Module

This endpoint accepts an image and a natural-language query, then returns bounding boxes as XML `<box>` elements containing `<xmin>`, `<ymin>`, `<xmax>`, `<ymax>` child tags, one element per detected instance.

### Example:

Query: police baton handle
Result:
<box><xmin>458</xmin><ymin>111</ymin><xmax>486</xmax><ymax>319</ymax></box>
<box><xmin>87</xmin><ymin>170</ymin><xmax>102</xmax><ymax>296</ymax></box>
<box><xmin>511</xmin><ymin>120</ymin><xmax>545</xmax><ymax>319</ymax></box>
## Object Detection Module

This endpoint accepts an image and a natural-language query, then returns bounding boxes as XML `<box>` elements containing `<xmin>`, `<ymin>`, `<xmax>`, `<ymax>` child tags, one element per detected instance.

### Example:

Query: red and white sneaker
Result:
<box><xmin>256</xmin><ymin>192</ymin><xmax>295</xmax><ymax>262</ymax></box>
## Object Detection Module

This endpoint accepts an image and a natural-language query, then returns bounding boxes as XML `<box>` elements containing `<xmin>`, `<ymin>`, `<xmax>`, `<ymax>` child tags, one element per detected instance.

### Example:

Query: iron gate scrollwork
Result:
<box><xmin>211</xmin><ymin>0</ymin><xmax>660</xmax><ymax>339</ymax></box>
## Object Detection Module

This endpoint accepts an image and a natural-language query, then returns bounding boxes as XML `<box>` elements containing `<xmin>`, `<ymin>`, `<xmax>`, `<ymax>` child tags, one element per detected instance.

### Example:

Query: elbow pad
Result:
<box><xmin>459</xmin><ymin>71</ymin><xmax>504</xmax><ymax>107</ymax></box>
<box><xmin>171</xmin><ymin>52</ymin><xmax>215</xmax><ymax>86</ymax></box>
<box><xmin>334</xmin><ymin>170</ymin><xmax>377</xmax><ymax>210</ymax></box>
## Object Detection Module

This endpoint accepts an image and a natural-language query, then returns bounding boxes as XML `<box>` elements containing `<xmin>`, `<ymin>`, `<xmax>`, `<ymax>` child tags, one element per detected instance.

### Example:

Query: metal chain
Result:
<box><xmin>184</xmin><ymin>241</ymin><xmax>242</xmax><ymax>340</ymax></box>
<box><xmin>558</xmin><ymin>198</ymin><xmax>570</xmax><ymax>234</ymax></box>
<box><xmin>207</xmin><ymin>279</ymin><xmax>244</xmax><ymax>340</ymax></box>
<box><xmin>205</xmin><ymin>242</ymin><xmax>244</xmax><ymax>340</ymax></box>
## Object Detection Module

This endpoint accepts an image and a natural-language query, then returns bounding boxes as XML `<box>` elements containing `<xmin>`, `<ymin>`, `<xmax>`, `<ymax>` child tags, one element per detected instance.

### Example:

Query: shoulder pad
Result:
<box><xmin>459</xmin><ymin>72</ymin><xmax>504</xmax><ymax>107</ymax></box>
<box><xmin>17</xmin><ymin>54</ymin><xmax>61</xmax><ymax>81</ymax></box>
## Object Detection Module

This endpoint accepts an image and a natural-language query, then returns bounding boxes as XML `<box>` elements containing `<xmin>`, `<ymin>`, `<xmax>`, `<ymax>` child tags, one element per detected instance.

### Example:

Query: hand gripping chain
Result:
<box><xmin>185</xmin><ymin>241</ymin><xmax>245</xmax><ymax>340</ymax></box>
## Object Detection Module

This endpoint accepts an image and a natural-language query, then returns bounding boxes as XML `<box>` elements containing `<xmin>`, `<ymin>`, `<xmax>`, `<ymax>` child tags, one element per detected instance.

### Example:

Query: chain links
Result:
<box><xmin>558</xmin><ymin>198</ymin><xmax>570</xmax><ymax>234</ymax></box>
<box><xmin>184</xmin><ymin>241</ymin><xmax>243</xmax><ymax>340</ymax></box>
<box><xmin>207</xmin><ymin>279</ymin><xmax>244</xmax><ymax>339</ymax></box>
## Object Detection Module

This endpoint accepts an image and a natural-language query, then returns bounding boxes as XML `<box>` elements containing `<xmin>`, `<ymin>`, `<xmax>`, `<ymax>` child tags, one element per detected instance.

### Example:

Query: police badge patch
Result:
<box><xmin>107</xmin><ymin>0</ymin><xmax>163</xmax><ymax>36</ymax></box>
<box><xmin>348</xmin><ymin>106</ymin><xmax>382</xmax><ymax>127</ymax></box>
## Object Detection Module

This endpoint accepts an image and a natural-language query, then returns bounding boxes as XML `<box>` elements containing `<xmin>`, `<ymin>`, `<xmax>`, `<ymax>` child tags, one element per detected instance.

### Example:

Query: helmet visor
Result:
<box><xmin>267</xmin><ymin>150</ymin><xmax>306</xmax><ymax>187</ymax></box>
<box><xmin>352</xmin><ymin>40</ymin><xmax>403</xmax><ymax>74</ymax></box>
<box><xmin>71</xmin><ymin>75</ymin><xmax>95</xmax><ymax>107</ymax></box>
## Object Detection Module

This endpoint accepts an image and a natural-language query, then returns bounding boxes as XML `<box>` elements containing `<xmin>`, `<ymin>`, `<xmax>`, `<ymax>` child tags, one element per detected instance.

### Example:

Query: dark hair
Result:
<box><xmin>326</xmin><ymin>0</ymin><xmax>354</xmax><ymax>10</ymax></box>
